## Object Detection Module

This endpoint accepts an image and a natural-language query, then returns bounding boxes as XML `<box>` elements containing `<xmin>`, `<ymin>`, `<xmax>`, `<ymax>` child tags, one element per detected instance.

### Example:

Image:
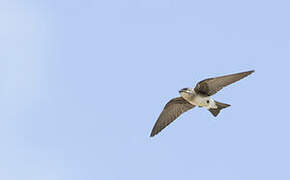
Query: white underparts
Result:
<box><xmin>180</xmin><ymin>91</ymin><xmax>217</xmax><ymax>109</ymax></box>
<box><xmin>191</xmin><ymin>95</ymin><xmax>217</xmax><ymax>109</ymax></box>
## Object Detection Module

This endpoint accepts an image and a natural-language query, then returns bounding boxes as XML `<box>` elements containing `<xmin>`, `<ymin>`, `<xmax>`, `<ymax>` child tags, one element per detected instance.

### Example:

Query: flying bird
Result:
<box><xmin>150</xmin><ymin>70</ymin><xmax>254</xmax><ymax>137</ymax></box>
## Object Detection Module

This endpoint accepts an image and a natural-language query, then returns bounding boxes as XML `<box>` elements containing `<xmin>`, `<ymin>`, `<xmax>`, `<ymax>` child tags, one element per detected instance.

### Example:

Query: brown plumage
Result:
<box><xmin>194</xmin><ymin>70</ymin><xmax>254</xmax><ymax>96</ymax></box>
<box><xmin>150</xmin><ymin>97</ymin><xmax>195</xmax><ymax>137</ymax></box>
<box><xmin>208</xmin><ymin>101</ymin><xmax>231</xmax><ymax>117</ymax></box>
<box><xmin>150</xmin><ymin>70</ymin><xmax>254</xmax><ymax>137</ymax></box>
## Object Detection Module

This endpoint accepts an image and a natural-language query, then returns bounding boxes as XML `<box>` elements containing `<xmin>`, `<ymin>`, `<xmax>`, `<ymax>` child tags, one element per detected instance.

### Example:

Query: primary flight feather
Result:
<box><xmin>150</xmin><ymin>70</ymin><xmax>254</xmax><ymax>137</ymax></box>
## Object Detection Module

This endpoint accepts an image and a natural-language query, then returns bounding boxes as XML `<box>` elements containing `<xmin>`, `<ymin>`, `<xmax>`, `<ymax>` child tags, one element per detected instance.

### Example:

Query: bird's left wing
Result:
<box><xmin>150</xmin><ymin>97</ymin><xmax>195</xmax><ymax>137</ymax></box>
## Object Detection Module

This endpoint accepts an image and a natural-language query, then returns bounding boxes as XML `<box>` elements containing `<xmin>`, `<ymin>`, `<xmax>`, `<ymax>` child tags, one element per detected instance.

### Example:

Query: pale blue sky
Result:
<box><xmin>0</xmin><ymin>0</ymin><xmax>290</xmax><ymax>179</ymax></box>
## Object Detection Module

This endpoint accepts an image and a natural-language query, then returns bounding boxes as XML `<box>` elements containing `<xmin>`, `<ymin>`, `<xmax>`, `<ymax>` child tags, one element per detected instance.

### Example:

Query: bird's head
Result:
<box><xmin>179</xmin><ymin>88</ymin><xmax>195</xmax><ymax>97</ymax></box>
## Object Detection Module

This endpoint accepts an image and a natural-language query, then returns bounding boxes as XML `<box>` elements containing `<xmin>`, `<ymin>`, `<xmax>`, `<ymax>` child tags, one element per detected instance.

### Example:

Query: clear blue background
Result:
<box><xmin>1</xmin><ymin>0</ymin><xmax>289</xmax><ymax>179</ymax></box>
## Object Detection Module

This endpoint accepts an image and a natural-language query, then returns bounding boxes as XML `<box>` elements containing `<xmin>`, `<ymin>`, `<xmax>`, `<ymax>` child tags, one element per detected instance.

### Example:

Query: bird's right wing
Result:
<box><xmin>194</xmin><ymin>70</ymin><xmax>254</xmax><ymax>96</ymax></box>
<box><xmin>150</xmin><ymin>97</ymin><xmax>195</xmax><ymax>137</ymax></box>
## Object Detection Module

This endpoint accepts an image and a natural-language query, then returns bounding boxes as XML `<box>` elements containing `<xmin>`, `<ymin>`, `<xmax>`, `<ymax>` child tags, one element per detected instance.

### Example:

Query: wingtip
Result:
<box><xmin>247</xmin><ymin>70</ymin><xmax>255</xmax><ymax>74</ymax></box>
<box><xmin>150</xmin><ymin>132</ymin><xmax>156</xmax><ymax>137</ymax></box>
<box><xmin>242</xmin><ymin>70</ymin><xmax>255</xmax><ymax>76</ymax></box>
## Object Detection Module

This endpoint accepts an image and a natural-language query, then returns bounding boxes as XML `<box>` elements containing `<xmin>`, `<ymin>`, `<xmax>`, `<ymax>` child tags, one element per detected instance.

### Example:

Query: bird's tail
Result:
<box><xmin>209</xmin><ymin>101</ymin><xmax>231</xmax><ymax>117</ymax></box>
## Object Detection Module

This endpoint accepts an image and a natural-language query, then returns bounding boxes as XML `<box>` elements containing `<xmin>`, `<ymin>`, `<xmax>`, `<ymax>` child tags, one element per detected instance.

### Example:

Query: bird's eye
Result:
<box><xmin>206</xmin><ymin>100</ymin><xmax>210</xmax><ymax>104</ymax></box>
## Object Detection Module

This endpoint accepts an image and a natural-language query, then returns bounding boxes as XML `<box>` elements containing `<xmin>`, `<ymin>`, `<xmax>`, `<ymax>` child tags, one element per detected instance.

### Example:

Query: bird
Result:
<box><xmin>150</xmin><ymin>70</ymin><xmax>254</xmax><ymax>137</ymax></box>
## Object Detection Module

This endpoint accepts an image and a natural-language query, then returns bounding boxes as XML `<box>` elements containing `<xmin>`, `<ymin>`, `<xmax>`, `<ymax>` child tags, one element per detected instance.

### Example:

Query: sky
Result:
<box><xmin>0</xmin><ymin>0</ymin><xmax>290</xmax><ymax>179</ymax></box>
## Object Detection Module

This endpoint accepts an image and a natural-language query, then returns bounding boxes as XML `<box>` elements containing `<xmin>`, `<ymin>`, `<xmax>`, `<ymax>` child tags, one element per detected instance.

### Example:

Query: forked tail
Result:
<box><xmin>209</xmin><ymin>101</ymin><xmax>231</xmax><ymax>117</ymax></box>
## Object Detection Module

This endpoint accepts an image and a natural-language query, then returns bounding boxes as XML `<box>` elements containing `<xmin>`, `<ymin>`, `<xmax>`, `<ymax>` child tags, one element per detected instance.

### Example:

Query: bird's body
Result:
<box><xmin>150</xmin><ymin>70</ymin><xmax>255</xmax><ymax>137</ymax></box>
<box><xmin>179</xmin><ymin>88</ymin><xmax>217</xmax><ymax>109</ymax></box>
